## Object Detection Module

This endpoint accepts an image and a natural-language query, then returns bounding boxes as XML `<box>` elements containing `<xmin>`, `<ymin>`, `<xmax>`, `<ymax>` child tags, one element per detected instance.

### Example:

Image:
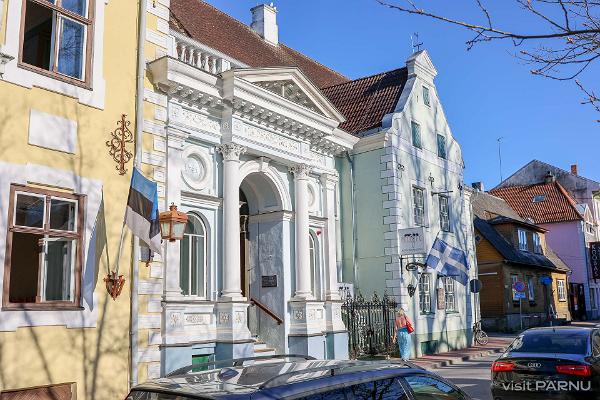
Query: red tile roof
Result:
<box><xmin>490</xmin><ymin>182</ymin><xmax>583</xmax><ymax>224</ymax></box>
<box><xmin>170</xmin><ymin>0</ymin><xmax>348</xmax><ymax>89</ymax></box>
<box><xmin>321</xmin><ymin>68</ymin><xmax>408</xmax><ymax>135</ymax></box>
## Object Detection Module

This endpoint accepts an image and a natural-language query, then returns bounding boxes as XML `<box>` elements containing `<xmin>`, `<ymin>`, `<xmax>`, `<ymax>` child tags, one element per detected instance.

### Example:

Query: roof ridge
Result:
<box><xmin>322</xmin><ymin>67</ymin><xmax>407</xmax><ymax>90</ymax></box>
<box><xmin>182</xmin><ymin>1</ymin><xmax>347</xmax><ymax>85</ymax></box>
<box><xmin>279</xmin><ymin>44</ymin><xmax>348</xmax><ymax>83</ymax></box>
<box><xmin>554</xmin><ymin>181</ymin><xmax>584</xmax><ymax>218</ymax></box>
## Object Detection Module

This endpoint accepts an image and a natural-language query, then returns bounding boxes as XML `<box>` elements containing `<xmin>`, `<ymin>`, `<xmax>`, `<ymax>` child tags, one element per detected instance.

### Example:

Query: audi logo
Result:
<box><xmin>527</xmin><ymin>362</ymin><xmax>542</xmax><ymax>368</ymax></box>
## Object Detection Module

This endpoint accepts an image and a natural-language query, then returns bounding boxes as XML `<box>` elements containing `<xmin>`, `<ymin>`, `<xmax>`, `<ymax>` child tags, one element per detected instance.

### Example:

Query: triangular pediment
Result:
<box><xmin>230</xmin><ymin>67</ymin><xmax>346</xmax><ymax>123</ymax></box>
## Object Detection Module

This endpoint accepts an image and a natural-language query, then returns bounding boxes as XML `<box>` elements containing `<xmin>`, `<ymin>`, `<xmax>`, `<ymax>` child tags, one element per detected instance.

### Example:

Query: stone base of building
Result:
<box><xmin>288</xmin><ymin>333</ymin><xmax>327</xmax><ymax>359</ymax></box>
<box><xmin>215</xmin><ymin>340</ymin><xmax>254</xmax><ymax>361</ymax></box>
<box><xmin>409</xmin><ymin>328</ymin><xmax>471</xmax><ymax>358</ymax></box>
<box><xmin>161</xmin><ymin>342</ymin><xmax>216</xmax><ymax>376</ymax></box>
<box><xmin>482</xmin><ymin>313</ymin><xmax>569</xmax><ymax>333</ymax></box>
<box><xmin>325</xmin><ymin>331</ymin><xmax>349</xmax><ymax>359</ymax></box>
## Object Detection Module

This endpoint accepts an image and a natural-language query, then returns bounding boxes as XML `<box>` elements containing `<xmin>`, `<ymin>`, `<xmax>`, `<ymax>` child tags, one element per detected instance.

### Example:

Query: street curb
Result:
<box><xmin>412</xmin><ymin>346</ymin><xmax>507</xmax><ymax>370</ymax></box>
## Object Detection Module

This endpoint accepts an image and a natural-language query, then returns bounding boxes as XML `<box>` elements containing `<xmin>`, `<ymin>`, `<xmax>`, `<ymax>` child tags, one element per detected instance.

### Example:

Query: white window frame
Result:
<box><xmin>443</xmin><ymin>277</ymin><xmax>456</xmax><ymax>312</ymax></box>
<box><xmin>2</xmin><ymin>0</ymin><xmax>105</xmax><ymax>107</ymax></box>
<box><xmin>439</xmin><ymin>195</ymin><xmax>450</xmax><ymax>232</ymax></box>
<box><xmin>422</xmin><ymin>85</ymin><xmax>431</xmax><ymax>106</ymax></box>
<box><xmin>180</xmin><ymin>214</ymin><xmax>208</xmax><ymax>299</ymax></box>
<box><xmin>309</xmin><ymin>232</ymin><xmax>321</xmax><ymax>300</ymax></box>
<box><xmin>411</xmin><ymin>121</ymin><xmax>422</xmax><ymax>149</ymax></box>
<box><xmin>532</xmin><ymin>232</ymin><xmax>542</xmax><ymax>254</ymax></box>
<box><xmin>413</xmin><ymin>186</ymin><xmax>426</xmax><ymax>227</ymax></box>
<box><xmin>557</xmin><ymin>279</ymin><xmax>567</xmax><ymax>301</ymax></box>
<box><xmin>518</xmin><ymin>229</ymin><xmax>528</xmax><ymax>251</ymax></box>
<box><xmin>527</xmin><ymin>276</ymin><xmax>535</xmax><ymax>301</ymax></box>
<box><xmin>436</xmin><ymin>134</ymin><xmax>446</xmax><ymax>159</ymax></box>
<box><xmin>419</xmin><ymin>273</ymin><xmax>432</xmax><ymax>314</ymax></box>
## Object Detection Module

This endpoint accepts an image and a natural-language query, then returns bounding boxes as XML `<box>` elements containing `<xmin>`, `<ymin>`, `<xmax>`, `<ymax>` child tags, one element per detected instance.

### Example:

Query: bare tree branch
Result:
<box><xmin>376</xmin><ymin>0</ymin><xmax>600</xmax><ymax>119</ymax></box>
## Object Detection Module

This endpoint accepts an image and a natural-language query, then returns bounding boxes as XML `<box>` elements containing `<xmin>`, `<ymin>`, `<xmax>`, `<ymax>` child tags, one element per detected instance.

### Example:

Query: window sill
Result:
<box><xmin>18</xmin><ymin>62</ymin><xmax>91</xmax><ymax>90</ymax></box>
<box><xmin>2</xmin><ymin>304</ymin><xmax>84</xmax><ymax>311</ymax></box>
<box><xmin>445</xmin><ymin>310</ymin><xmax>459</xmax><ymax>314</ymax></box>
<box><xmin>420</xmin><ymin>312</ymin><xmax>435</xmax><ymax>317</ymax></box>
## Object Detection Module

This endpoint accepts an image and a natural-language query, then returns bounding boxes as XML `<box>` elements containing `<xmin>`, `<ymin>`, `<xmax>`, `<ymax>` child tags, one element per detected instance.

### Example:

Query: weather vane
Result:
<box><xmin>411</xmin><ymin>32</ymin><xmax>423</xmax><ymax>53</ymax></box>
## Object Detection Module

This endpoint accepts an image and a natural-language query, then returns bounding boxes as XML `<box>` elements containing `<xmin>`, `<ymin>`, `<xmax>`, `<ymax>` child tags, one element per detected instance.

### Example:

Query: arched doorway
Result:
<box><xmin>238</xmin><ymin>170</ymin><xmax>288</xmax><ymax>352</ymax></box>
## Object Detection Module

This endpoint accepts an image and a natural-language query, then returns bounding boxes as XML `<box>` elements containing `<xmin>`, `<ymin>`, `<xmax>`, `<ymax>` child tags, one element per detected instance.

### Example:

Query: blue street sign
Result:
<box><xmin>514</xmin><ymin>281</ymin><xmax>526</xmax><ymax>293</ymax></box>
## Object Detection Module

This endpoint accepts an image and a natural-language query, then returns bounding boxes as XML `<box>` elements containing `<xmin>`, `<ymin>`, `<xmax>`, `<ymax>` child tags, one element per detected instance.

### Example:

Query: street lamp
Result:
<box><xmin>159</xmin><ymin>203</ymin><xmax>188</xmax><ymax>242</ymax></box>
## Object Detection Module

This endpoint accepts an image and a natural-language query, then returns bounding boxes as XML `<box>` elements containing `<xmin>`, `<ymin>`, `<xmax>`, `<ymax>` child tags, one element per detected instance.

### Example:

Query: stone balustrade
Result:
<box><xmin>171</xmin><ymin>30</ymin><xmax>242</xmax><ymax>74</ymax></box>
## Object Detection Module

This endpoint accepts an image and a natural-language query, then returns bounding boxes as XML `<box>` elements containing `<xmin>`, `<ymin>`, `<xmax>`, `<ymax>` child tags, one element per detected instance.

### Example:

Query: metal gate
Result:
<box><xmin>341</xmin><ymin>292</ymin><xmax>398</xmax><ymax>359</ymax></box>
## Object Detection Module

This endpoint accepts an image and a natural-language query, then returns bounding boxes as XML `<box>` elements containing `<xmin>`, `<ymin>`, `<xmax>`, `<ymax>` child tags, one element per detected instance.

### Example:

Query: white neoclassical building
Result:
<box><xmin>138</xmin><ymin>1</ymin><xmax>357</xmax><ymax>376</ymax></box>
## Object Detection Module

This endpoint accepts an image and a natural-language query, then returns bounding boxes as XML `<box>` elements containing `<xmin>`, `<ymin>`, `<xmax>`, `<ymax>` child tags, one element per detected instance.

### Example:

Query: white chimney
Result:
<box><xmin>251</xmin><ymin>3</ymin><xmax>278</xmax><ymax>45</ymax></box>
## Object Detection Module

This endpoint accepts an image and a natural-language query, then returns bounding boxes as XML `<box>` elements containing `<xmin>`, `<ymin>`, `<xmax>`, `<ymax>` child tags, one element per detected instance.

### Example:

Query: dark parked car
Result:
<box><xmin>491</xmin><ymin>326</ymin><xmax>600</xmax><ymax>400</ymax></box>
<box><xmin>126</xmin><ymin>354</ymin><xmax>471</xmax><ymax>400</ymax></box>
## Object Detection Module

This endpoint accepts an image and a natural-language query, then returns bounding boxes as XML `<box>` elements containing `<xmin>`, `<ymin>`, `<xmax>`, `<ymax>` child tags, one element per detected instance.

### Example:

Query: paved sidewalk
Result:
<box><xmin>410</xmin><ymin>336</ymin><xmax>514</xmax><ymax>370</ymax></box>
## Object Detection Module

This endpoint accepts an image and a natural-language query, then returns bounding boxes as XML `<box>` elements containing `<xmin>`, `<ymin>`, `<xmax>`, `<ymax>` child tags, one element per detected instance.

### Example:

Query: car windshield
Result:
<box><xmin>127</xmin><ymin>391</ymin><xmax>198</xmax><ymax>400</ymax></box>
<box><xmin>507</xmin><ymin>332</ymin><xmax>589</xmax><ymax>354</ymax></box>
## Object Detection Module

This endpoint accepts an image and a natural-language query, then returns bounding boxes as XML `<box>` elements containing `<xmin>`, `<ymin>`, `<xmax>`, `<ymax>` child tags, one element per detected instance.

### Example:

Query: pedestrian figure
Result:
<box><xmin>392</xmin><ymin>308</ymin><xmax>413</xmax><ymax>361</ymax></box>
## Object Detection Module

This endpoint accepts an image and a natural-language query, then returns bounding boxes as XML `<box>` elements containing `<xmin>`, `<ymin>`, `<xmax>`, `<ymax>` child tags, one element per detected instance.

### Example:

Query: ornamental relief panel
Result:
<box><xmin>170</xmin><ymin>104</ymin><xmax>221</xmax><ymax>135</ymax></box>
<box><xmin>232</xmin><ymin>119</ymin><xmax>301</xmax><ymax>155</ymax></box>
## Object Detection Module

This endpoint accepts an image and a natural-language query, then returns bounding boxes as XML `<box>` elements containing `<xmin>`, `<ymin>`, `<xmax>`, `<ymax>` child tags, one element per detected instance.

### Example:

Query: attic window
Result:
<box><xmin>532</xmin><ymin>195</ymin><xmax>546</xmax><ymax>203</ymax></box>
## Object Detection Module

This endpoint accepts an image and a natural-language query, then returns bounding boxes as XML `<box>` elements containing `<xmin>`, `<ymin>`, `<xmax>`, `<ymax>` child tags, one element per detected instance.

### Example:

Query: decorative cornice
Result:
<box><xmin>320</xmin><ymin>172</ymin><xmax>339</xmax><ymax>188</ymax></box>
<box><xmin>217</xmin><ymin>143</ymin><xmax>246</xmax><ymax>161</ymax></box>
<box><xmin>289</xmin><ymin>163</ymin><xmax>312</xmax><ymax>179</ymax></box>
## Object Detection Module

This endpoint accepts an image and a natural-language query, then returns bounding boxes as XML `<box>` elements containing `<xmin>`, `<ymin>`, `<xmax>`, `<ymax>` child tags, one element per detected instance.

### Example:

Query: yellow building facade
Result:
<box><xmin>0</xmin><ymin>0</ymin><xmax>139</xmax><ymax>398</ymax></box>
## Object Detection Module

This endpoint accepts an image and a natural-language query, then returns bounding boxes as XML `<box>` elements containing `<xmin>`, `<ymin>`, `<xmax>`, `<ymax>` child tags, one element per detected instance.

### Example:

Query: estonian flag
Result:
<box><xmin>425</xmin><ymin>238</ymin><xmax>469</xmax><ymax>285</ymax></box>
<box><xmin>125</xmin><ymin>168</ymin><xmax>162</xmax><ymax>254</ymax></box>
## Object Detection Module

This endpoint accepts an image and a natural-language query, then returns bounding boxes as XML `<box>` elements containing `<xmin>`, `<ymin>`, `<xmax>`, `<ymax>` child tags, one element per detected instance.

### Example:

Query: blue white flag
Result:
<box><xmin>426</xmin><ymin>238</ymin><xmax>469</xmax><ymax>285</ymax></box>
<box><xmin>125</xmin><ymin>168</ymin><xmax>162</xmax><ymax>254</ymax></box>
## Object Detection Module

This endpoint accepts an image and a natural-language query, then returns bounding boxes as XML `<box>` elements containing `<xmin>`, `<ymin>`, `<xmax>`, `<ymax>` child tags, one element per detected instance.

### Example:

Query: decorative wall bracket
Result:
<box><xmin>106</xmin><ymin>114</ymin><xmax>134</xmax><ymax>175</ymax></box>
<box><xmin>104</xmin><ymin>271</ymin><xmax>126</xmax><ymax>300</ymax></box>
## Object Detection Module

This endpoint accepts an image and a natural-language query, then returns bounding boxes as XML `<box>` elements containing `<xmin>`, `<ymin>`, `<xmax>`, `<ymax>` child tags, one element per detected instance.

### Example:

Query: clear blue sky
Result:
<box><xmin>206</xmin><ymin>0</ymin><xmax>599</xmax><ymax>187</ymax></box>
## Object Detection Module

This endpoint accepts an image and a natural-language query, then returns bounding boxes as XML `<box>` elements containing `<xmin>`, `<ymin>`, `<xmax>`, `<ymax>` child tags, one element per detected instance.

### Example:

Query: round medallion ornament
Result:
<box><xmin>181</xmin><ymin>146</ymin><xmax>212</xmax><ymax>190</ymax></box>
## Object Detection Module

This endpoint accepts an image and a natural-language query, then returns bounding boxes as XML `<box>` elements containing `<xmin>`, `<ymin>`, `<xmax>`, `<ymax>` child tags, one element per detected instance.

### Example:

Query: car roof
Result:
<box><xmin>130</xmin><ymin>358</ymin><xmax>433</xmax><ymax>399</ymax></box>
<box><xmin>522</xmin><ymin>326</ymin><xmax>594</xmax><ymax>336</ymax></box>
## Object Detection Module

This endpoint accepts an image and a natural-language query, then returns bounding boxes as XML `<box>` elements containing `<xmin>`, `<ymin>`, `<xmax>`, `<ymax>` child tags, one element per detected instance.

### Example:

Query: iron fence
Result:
<box><xmin>341</xmin><ymin>291</ymin><xmax>399</xmax><ymax>359</ymax></box>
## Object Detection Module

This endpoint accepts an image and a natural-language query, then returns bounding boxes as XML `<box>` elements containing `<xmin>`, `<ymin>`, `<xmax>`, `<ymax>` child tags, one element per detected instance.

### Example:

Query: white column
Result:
<box><xmin>321</xmin><ymin>173</ymin><xmax>341</xmax><ymax>301</ymax></box>
<box><xmin>290</xmin><ymin>163</ymin><xmax>313</xmax><ymax>300</ymax></box>
<box><xmin>217</xmin><ymin>143</ymin><xmax>246</xmax><ymax>301</ymax></box>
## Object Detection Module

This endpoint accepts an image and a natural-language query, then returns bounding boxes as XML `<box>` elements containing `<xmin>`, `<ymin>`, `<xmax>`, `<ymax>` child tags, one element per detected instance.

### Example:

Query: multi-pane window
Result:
<box><xmin>419</xmin><ymin>273</ymin><xmax>432</xmax><ymax>314</ymax></box>
<box><xmin>518</xmin><ymin>229</ymin><xmax>528</xmax><ymax>251</ymax></box>
<box><xmin>527</xmin><ymin>276</ymin><xmax>535</xmax><ymax>301</ymax></box>
<box><xmin>439</xmin><ymin>195</ymin><xmax>450</xmax><ymax>232</ymax></box>
<box><xmin>20</xmin><ymin>0</ymin><xmax>94</xmax><ymax>83</ymax></box>
<box><xmin>533</xmin><ymin>232</ymin><xmax>542</xmax><ymax>254</ymax></box>
<box><xmin>422</xmin><ymin>86</ymin><xmax>431</xmax><ymax>106</ymax></box>
<box><xmin>443</xmin><ymin>277</ymin><xmax>456</xmax><ymax>312</ymax></box>
<box><xmin>411</xmin><ymin>121</ymin><xmax>422</xmax><ymax>149</ymax></box>
<box><xmin>180</xmin><ymin>214</ymin><xmax>207</xmax><ymax>298</ymax></box>
<box><xmin>413</xmin><ymin>187</ymin><xmax>425</xmax><ymax>226</ymax></box>
<box><xmin>437</xmin><ymin>134</ymin><xmax>447</xmax><ymax>159</ymax></box>
<box><xmin>557</xmin><ymin>279</ymin><xmax>567</xmax><ymax>301</ymax></box>
<box><xmin>4</xmin><ymin>184</ymin><xmax>84</xmax><ymax>308</ymax></box>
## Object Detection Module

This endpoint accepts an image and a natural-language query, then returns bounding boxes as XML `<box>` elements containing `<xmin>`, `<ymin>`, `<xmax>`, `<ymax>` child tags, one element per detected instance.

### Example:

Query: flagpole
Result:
<box><xmin>115</xmin><ymin>221</ymin><xmax>127</xmax><ymax>275</ymax></box>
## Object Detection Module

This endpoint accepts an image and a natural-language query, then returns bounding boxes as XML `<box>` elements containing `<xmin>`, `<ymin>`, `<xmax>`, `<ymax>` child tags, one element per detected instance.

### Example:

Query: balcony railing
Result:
<box><xmin>170</xmin><ymin>30</ymin><xmax>244</xmax><ymax>75</ymax></box>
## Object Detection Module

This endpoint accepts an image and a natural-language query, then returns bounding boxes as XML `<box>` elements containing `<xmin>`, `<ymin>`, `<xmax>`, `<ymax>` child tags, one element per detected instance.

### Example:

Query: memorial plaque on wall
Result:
<box><xmin>261</xmin><ymin>275</ymin><xmax>278</xmax><ymax>288</ymax></box>
<box><xmin>591</xmin><ymin>242</ymin><xmax>600</xmax><ymax>279</ymax></box>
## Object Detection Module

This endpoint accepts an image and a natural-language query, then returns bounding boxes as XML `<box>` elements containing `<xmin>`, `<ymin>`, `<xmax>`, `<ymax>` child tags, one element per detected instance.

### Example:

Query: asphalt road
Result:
<box><xmin>434</xmin><ymin>353</ymin><xmax>499</xmax><ymax>400</ymax></box>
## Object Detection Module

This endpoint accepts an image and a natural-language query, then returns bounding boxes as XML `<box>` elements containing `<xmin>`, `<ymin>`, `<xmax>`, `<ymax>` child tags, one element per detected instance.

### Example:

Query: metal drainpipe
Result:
<box><xmin>130</xmin><ymin>0</ymin><xmax>147</xmax><ymax>388</ymax></box>
<box><xmin>344</xmin><ymin>151</ymin><xmax>359</xmax><ymax>290</ymax></box>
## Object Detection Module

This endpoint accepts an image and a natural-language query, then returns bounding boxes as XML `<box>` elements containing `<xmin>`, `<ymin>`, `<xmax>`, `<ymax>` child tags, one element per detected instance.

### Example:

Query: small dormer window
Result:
<box><xmin>518</xmin><ymin>229</ymin><xmax>528</xmax><ymax>251</ymax></box>
<box><xmin>423</xmin><ymin>86</ymin><xmax>431</xmax><ymax>106</ymax></box>
<box><xmin>533</xmin><ymin>194</ymin><xmax>546</xmax><ymax>203</ymax></box>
